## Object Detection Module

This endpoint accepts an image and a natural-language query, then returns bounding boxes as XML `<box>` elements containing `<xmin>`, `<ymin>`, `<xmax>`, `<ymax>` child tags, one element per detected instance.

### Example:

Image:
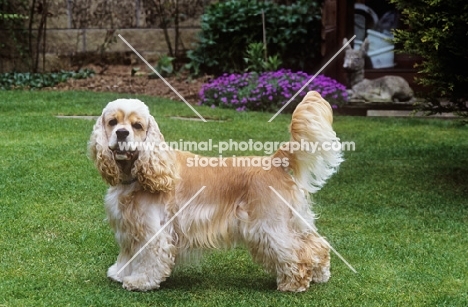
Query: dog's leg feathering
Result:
<box><xmin>121</xmin><ymin>228</ymin><xmax>176</xmax><ymax>291</ymax></box>
<box><xmin>243</xmin><ymin>193</ymin><xmax>330</xmax><ymax>292</ymax></box>
<box><xmin>105</xmin><ymin>190</ymin><xmax>177</xmax><ymax>291</ymax></box>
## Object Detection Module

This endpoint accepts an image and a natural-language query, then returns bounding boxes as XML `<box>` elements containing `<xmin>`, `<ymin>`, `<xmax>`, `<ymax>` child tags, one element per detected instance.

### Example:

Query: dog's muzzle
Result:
<box><xmin>110</xmin><ymin>129</ymin><xmax>138</xmax><ymax>161</ymax></box>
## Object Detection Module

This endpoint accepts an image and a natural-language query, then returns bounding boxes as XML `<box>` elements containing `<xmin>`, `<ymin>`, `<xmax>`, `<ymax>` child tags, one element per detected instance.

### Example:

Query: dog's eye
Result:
<box><xmin>108</xmin><ymin>119</ymin><xmax>117</xmax><ymax>126</ymax></box>
<box><xmin>132</xmin><ymin>123</ymin><xmax>143</xmax><ymax>130</ymax></box>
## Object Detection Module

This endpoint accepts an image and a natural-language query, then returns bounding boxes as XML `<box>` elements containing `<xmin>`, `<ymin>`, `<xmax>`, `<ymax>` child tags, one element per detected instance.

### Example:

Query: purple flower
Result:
<box><xmin>198</xmin><ymin>69</ymin><xmax>348</xmax><ymax>112</ymax></box>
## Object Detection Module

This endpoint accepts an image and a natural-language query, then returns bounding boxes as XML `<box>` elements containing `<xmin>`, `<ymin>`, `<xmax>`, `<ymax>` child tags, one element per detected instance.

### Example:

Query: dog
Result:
<box><xmin>343</xmin><ymin>38</ymin><xmax>414</xmax><ymax>102</ymax></box>
<box><xmin>88</xmin><ymin>91</ymin><xmax>343</xmax><ymax>292</ymax></box>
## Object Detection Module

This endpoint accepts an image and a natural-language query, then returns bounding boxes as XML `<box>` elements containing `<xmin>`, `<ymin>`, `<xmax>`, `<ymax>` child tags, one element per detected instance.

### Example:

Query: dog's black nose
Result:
<box><xmin>116</xmin><ymin>128</ymin><xmax>130</xmax><ymax>140</ymax></box>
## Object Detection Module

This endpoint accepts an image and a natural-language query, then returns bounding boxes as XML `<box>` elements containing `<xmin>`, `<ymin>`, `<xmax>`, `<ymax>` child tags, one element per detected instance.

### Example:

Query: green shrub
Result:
<box><xmin>0</xmin><ymin>69</ymin><xmax>95</xmax><ymax>90</ymax></box>
<box><xmin>390</xmin><ymin>0</ymin><xmax>468</xmax><ymax>117</ymax></box>
<box><xmin>187</xmin><ymin>0</ymin><xmax>323</xmax><ymax>75</ymax></box>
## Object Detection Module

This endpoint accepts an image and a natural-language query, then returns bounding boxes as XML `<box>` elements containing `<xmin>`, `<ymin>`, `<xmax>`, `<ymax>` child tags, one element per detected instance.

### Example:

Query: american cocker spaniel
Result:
<box><xmin>88</xmin><ymin>91</ymin><xmax>343</xmax><ymax>292</ymax></box>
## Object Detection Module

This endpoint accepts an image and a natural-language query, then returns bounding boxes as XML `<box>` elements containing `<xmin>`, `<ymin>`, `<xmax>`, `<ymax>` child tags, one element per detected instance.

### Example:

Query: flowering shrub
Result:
<box><xmin>199</xmin><ymin>69</ymin><xmax>348</xmax><ymax>112</ymax></box>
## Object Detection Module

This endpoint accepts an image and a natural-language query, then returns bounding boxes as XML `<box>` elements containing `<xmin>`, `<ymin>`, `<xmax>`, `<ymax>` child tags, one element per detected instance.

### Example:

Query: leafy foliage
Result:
<box><xmin>199</xmin><ymin>69</ymin><xmax>347</xmax><ymax>112</ymax></box>
<box><xmin>390</xmin><ymin>0</ymin><xmax>468</xmax><ymax>117</ymax></box>
<box><xmin>0</xmin><ymin>12</ymin><xmax>25</xmax><ymax>20</ymax></box>
<box><xmin>0</xmin><ymin>69</ymin><xmax>95</xmax><ymax>90</ymax></box>
<box><xmin>243</xmin><ymin>43</ymin><xmax>283</xmax><ymax>73</ymax></box>
<box><xmin>149</xmin><ymin>55</ymin><xmax>175</xmax><ymax>78</ymax></box>
<box><xmin>187</xmin><ymin>0</ymin><xmax>323</xmax><ymax>75</ymax></box>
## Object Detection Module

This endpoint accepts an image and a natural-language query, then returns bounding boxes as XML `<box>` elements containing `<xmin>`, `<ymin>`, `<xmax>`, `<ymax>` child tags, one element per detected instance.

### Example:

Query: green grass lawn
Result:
<box><xmin>1</xmin><ymin>90</ymin><xmax>467</xmax><ymax>306</ymax></box>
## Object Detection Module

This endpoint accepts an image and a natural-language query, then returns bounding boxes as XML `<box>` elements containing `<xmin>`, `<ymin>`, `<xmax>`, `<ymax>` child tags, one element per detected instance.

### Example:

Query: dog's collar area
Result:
<box><xmin>121</xmin><ymin>178</ymin><xmax>138</xmax><ymax>185</ymax></box>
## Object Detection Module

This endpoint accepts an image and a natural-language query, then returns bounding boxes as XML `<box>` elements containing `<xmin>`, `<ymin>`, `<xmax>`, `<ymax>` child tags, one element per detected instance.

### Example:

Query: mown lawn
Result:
<box><xmin>0</xmin><ymin>90</ymin><xmax>467</xmax><ymax>306</ymax></box>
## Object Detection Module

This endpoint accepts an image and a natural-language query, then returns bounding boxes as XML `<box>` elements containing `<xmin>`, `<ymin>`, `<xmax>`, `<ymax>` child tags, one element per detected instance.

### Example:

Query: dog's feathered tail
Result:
<box><xmin>274</xmin><ymin>91</ymin><xmax>343</xmax><ymax>194</ymax></box>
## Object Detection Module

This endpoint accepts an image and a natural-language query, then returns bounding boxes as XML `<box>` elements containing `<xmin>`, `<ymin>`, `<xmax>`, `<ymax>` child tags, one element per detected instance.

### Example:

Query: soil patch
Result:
<box><xmin>52</xmin><ymin>65</ymin><xmax>210</xmax><ymax>104</ymax></box>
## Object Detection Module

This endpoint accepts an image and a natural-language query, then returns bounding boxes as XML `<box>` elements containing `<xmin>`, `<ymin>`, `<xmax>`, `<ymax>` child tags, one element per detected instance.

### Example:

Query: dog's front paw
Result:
<box><xmin>277</xmin><ymin>285</ymin><xmax>308</xmax><ymax>292</ymax></box>
<box><xmin>107</xmin><ymin>263</ymin><xmax>123</xmax><ymax>283</ymax></box>
<box><xmin>122</xmin><ymin>275</ymin><xmax>160</xmax><ymax>291</ymax></box>
<box><xmin>311</xmin><ymin>264</ymin><xmax>331</xmax><ymax>283</ymax></box>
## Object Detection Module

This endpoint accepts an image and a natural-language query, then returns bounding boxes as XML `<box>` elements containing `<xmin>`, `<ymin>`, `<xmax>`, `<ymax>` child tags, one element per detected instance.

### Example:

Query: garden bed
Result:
<box><xmin>51</xmin><ymin>65</ymin><xmax>209</xmax><ymax>104</ymax></box>
<box><xmin>51</xmin><ymin>65</ymin><xmax>430</xmax><ymax>117</ymax></box>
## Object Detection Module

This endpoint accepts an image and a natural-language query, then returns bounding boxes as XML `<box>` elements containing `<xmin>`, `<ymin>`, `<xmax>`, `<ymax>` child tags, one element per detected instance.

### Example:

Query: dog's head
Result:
<box><xmin>102</xmin><ymin>99</ymin><xmax>151</xmax><ymax>160</ymax></box>
<box><xmin>89</xmin><ymin>99</ymin><xmax>175</xmax><ymax>192</ymax></box>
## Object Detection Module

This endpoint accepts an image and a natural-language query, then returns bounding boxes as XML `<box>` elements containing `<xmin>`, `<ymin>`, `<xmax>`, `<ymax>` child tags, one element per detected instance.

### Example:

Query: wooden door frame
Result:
<box><xmin>320</xmin><ymin>0</ymin><xmax>354</xmax><ymax>85</ymax></box>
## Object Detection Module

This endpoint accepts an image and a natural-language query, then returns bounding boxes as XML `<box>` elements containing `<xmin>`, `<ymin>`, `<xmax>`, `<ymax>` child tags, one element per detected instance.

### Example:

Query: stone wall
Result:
<box><xmin>36</xmin><ymin>27</ymin><xmax>201</xmax><ymax>70</ymax></box>
<box><xmin>1</xmin><ymin>0</ymin><xmax>208</xmax><ymax>72</ymax></box>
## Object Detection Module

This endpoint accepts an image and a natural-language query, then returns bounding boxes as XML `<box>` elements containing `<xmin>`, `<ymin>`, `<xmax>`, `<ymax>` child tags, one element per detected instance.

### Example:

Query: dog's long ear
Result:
<box><xmin>88</xmin><ymin>115</ymin><xmax>121</xmax><ymax>185</ymax></box>
<box><xmin>132</xmin><ymin>115</ymin><xmax>176</xmax><ymax>193</ymax></box>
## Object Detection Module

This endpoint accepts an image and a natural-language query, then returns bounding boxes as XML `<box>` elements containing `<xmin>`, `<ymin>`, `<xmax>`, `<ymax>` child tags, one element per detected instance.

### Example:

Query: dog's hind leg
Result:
<box><xmin>244</xmin><ymin>220</ymin><xmax>327</xmax><ymax>292</ymax></box>
<box><xmin>276</xmin><ymin>232</ymin><xmax>330</xmax><ymax>291</ymax></box>
<box><xmin>301</xmin><ymin>232</ymin><xmax>331</xmax><ymax>284</ymax></box>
